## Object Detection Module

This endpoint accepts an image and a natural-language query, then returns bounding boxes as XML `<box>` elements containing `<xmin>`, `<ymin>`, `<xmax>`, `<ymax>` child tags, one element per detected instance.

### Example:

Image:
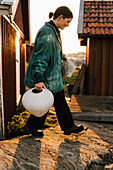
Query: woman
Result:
<box><xmin>24</xmin><ymin>6</ymin><xmax>84</xmax><ymax>135</ymax></box>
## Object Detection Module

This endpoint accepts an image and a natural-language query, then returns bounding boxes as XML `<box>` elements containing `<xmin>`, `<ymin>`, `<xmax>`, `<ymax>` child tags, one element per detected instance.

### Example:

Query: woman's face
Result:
<box><xmin>58</xmin><ymin>16</ymin><xmax>72</xmax><ymax>30</ymax></box>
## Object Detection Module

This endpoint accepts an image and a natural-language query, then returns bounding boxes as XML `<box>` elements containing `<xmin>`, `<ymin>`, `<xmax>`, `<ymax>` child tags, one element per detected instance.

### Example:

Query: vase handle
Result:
<box><xmin>32</xmin><ymin>88</ymin><xmax>42</xmax><ymax>93</ymax></box>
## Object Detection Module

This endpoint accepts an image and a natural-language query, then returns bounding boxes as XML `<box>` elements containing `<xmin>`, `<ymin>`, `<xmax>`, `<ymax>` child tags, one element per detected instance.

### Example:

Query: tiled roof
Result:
<box><xmin>83</xmin><ymin>0</ymin><xmax>113</xmax><ymax>35</ymax></box>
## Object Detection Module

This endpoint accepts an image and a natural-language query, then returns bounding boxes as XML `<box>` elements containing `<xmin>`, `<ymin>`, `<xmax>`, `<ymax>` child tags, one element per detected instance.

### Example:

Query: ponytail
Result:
<box><xmin>49</xmin><ymin>12</ymin><xmax>54</xmax><ymax>19</ymax></box>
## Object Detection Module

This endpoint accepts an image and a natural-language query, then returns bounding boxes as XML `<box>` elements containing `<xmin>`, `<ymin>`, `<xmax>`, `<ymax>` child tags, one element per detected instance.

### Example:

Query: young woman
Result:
<box><xmin>24</xmin><ymin>6</ymin><xmax>84</xmax><ymax>135</ymax></box>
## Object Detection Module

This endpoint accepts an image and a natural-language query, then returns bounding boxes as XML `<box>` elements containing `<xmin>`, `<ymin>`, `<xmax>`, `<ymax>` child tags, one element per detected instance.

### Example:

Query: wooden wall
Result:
<box><xmin>85</xmin><ymin>37</ymin><xmax>113</xmax><ymax>96</ymax></box>
<box><xmin>1</xmin><ymin>16</ymin><xmax>25</xmax><ymax>138</ymax></box>
<box><xmin>26</xmin><ymin>44</ymin><xmax>33</xmax><ymax>63</ymax></box>
<box><xmin>14</xmin><ymin>0</ymin><xmax>30</xmax><ymax>41</ymax></box>
<box><xmin>14</xmin><ymin>0</ymin><xmax>24</xmax><ymax>34</ymax></box>
<box><xmin>2</xmin><ymin>16</ymin><xmax>16</xmax><ymax>136</ymax></box>
<box><xmin>20</xmin><ymin>40</ymin><xmax>25</xmax><ymax>95</ymax></box>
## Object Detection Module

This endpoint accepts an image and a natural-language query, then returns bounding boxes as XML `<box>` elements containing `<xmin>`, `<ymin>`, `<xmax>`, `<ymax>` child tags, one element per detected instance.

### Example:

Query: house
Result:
<box><xmin>78</xmin><ymin>0</ymin><xmax>113</xmax><ymax>96</ymax></box>
<box><xmin>0</xmin><ymin>0</ymin><xmax>30</xmax><ymax>139</ymax></box>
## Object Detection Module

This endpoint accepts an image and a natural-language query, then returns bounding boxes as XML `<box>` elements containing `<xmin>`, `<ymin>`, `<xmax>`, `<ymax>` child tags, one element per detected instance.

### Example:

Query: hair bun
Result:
<box><xmin>49</xmin><ymin>12</ymin><xmax>54</xmax><ymax>19</ymax></box>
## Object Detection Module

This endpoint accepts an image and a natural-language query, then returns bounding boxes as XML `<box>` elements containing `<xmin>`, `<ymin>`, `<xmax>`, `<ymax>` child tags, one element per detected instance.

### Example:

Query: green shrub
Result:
<box><xmin>44</xmin><ymin>113</ymin><xmax>57</xmax><ymax>128</ymax></box>
<box><xmin>7</xmin><ymin>111</ymin><xmax>30</xmax><ymax>137</ymax></box>
<box><xmin>7</xmin><ymin>110</ymin><xmax>57</xmax><ymax>138</ymax></box>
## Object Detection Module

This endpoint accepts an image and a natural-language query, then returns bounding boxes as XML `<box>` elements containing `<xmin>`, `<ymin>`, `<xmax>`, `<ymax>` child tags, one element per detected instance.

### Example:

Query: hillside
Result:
<box><xmin>66</xmin><ymin>52</ymin><xmax>86</xmax><ymax>66</ymax></box>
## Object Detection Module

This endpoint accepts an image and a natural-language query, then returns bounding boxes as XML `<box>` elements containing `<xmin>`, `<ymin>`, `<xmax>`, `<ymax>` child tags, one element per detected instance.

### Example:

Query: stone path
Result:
<box><xmin>0</xmin><ymin>120</ymin><xmax>113</xmax><ymax>170</ymax></box>
<box><xmin>0</xmin><ymin>95</ymin><xmax>113</xmax><ymax>170</ymax></box>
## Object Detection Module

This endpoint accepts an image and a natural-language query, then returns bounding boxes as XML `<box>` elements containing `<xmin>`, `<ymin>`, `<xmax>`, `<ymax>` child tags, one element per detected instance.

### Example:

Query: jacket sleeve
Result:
<box><xmin>31</xmin><ymin>37</ymin><xmax>51</xmax><ymax>83</ymax></box>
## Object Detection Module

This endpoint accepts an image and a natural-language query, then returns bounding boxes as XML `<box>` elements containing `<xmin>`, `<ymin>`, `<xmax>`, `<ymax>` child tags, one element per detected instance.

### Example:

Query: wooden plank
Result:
<box><xmin>21</xmin><ymin>0</ymin><xmax>30</xmax><ymax>41</ymax></box>
<box><xmin>20</xmin><ymin>40</ymin><xmax>25</xmax><ymax>95</ymax></box>
<box><xmin>2</xmin><ymin>17</ymin><xmax>16</xmax><ymax>138</ymax></box>
<box><xmin>88</xmin><ymin>38</ymin><xmax>95</xmax><ymax>95</ymax></box>
<box><xmin>84</xmin><ymin>38</ymin><xmax>90</xmax><ymax>95</ymax></box>
<box><xmin>79</xmin><ymin>75</ymin><xmax>84</xmax><ymax>94</ymax></box>
<box><xmin>13</xmin><ymin>0</ymin><xmax>24</xmax><ymax>33</ymax></box>
<box><xmin>0</xmin><ymin>4</ymin><xmax>11</xmax><ymax>15</ymax></box>
<box><xmin>108</xmin><ymin>38</ymin><xmax>113</xmax><ymax>95</ymax></box>
<box><xmin>77</xmin><ymin>0</ymin><xmax>84</xmax><ymax>34</ymax></box>
<box><xmin>105</xmin><ymin>38</ymin><xmax>110</xmax><ymax>96</ymax></box>
<box><xmin>101</xmin><ymin>38</ymin><xmax>109</xmax><ymax>96</ymax></box>
<box><xmin>70</xmin><ymin>94</ymin><xmax>113</xmax><ymax>122</ymax></box>
<box><xmin>71</xmin><ymin>63</ymin><xmax>87</xmax><ymax>95</ymax></box>
<box><xmin>0</xmin><ymin>16</ymin><xmax>4</xmax><ymax>139</ymax></box>
<box><xmin>0</xmin><ymin>10</ymin><xmax>9</xmax><ymax>15</ymax></box>
<box><xmin>93</xmin><ymin>38</ymin><xmax>102</xmax><ymax>95</ymax></box>
<box><xmin>12</xmin><ymin>0</ymin><xmax>20</xmax><ymax>20</ymax></box>
<box><xmin>101</xmin><ymin>38</ymin><xmax>106</xmax><ymax>95</ymax></box>
<box><xmin>26</xmin><ymin>44</ymin><xmax>33</xmax><ymax>63</ymax></box>
<box><xmin>86</xmin><ymin>38</ymin><xmax>90</xmax><ymax>66</ymax></box>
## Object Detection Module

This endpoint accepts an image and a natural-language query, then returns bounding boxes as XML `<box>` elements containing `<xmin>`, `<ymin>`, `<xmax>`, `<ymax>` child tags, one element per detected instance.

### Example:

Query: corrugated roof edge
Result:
<box><xmin>77</xmin><ymin>0</ymin><xmax>84</xmax><ymax>34</ymax></box>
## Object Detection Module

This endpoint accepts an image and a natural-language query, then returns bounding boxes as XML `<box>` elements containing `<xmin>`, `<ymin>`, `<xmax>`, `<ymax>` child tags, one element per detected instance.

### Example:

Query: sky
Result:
<box><xmin>30</xmin><ymin>0</ymin><xmax>86</xmax><ymax>54</ymax></box>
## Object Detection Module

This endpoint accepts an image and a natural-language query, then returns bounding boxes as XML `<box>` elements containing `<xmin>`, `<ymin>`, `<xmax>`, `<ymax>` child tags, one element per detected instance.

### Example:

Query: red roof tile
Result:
<box><xmin>83</xmin><ymin>0</ymin><xmax>113</xmax><ymax>35</ymax></box>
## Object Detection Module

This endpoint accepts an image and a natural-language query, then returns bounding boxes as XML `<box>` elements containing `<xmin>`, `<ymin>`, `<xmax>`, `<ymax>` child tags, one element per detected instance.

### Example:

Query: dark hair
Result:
<box><xmin>49</xmin><ymin>12</ymin><xmax>54</xmax><ymax>19</ymax></box>
<box><xmin>49</xmin><ymin>6</ymin><xmax>73</xmax><ymax>20</ymax></box>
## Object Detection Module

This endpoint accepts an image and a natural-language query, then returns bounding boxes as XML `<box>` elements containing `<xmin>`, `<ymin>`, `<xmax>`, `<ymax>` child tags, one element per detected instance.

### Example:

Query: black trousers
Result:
<box><xmin>26</xmin><ymin>89</ymin><xmax>74</xmax><ymax>131</ymax></box>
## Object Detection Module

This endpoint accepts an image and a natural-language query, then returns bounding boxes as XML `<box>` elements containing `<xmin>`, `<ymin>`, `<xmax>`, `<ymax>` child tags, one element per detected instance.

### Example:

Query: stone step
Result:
<box><xmin>70</xmin><ymin>95</ymin><xmax>113</xmax><ymax>123</ymax></box>
<box><xmin>72</xmin><ymin>112</ymin><xmax>113</xmax><ymax>122</ymax></box>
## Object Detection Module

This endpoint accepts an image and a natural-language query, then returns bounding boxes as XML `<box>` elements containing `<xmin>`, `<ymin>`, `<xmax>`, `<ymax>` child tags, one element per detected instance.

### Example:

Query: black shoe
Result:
<box><xmin>32</xmin><ymin>130</ymin><xmax>44</xmax><ymax>137</ymax></box>
<box><xmin>64</xmin><ymin>124</ymin><xmax>84</xmax><ymax>135</ymax></box>
<box><xmin>22</xmin><ymin>126</ymin><xmax>44</xmax><ymax>137</ymax></box>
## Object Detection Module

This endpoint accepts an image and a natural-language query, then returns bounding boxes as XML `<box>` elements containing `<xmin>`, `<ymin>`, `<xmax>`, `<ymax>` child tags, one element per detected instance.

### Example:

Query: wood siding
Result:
<box><xmin>14</xmin><ymin>0</ymin><xmax>30</xmax><ymax>41</ymax></box>
<box><xmin>14</xmin><ymin>0</ymin><xmax>24</xmax><ymax>34</ymax></box>
<box><xmin>20</xmin><ymin>40</ymin><xmax>25</xmax><ymax>95</ymax></box>
<box><xmin>85</xmin><ymin>37</ymin><xmax>113</xmax><ymax>96</ymax></box>
<box><xmin>1</xmin><ymin>17</ymin><xmax>16</xmax><ymax>136</ymax></box>
<box><xmin>26</xmin><ymin>44</ymin><xmax>33</xmax><ymax>63</ymax></box>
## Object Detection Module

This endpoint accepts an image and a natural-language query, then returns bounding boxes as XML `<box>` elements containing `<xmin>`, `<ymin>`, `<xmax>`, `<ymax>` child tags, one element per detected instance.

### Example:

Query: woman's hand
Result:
<box><xmin>35</xmin><ymin>82</ymin><xmax>46</xmax><ymax>91</ymax></box>
<box><xmin>64</xmin><ymin>56</ymin><xmax>68</xmax><ymax>61</ymax></box>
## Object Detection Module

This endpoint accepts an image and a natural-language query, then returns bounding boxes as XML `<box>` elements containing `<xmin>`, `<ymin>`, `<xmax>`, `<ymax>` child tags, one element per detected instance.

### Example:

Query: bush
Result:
<box><xmin>7</xmin><ymin>111</ymin><xmax>30</xmax><ymax>138</ymax></box>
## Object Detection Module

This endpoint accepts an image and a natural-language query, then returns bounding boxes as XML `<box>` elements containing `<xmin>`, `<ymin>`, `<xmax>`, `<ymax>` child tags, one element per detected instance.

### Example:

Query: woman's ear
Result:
<box><xmin>58</xmin><ymin>15</ymin><xmax>63</xmax><ymax>20</ymax></box>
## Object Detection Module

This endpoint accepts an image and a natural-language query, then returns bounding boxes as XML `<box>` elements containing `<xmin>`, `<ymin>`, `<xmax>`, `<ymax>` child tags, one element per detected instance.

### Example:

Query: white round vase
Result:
<box><xmin>22</xmin><ymin>88</ymin><xmax>54</xmax><ymax>117</ymax></box>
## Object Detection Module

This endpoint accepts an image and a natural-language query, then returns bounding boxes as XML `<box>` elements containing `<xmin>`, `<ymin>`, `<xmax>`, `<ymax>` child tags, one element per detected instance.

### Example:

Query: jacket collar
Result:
<box><xmin>49</xmin><ymin>20</ymin><xmax>60</xmax><ymax>37</ymax></box>
<box><xmin>45</xmin><ymin>22</ymin><xmax>61</xmax><ymax>44</ymax></box>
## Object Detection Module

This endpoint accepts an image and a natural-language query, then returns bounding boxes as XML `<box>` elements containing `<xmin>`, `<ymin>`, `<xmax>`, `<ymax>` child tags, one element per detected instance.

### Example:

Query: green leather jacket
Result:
<box><xmin>24</xmin><ymin>22</ymin><xmax>65</xmax><ymax>93</ymax></box>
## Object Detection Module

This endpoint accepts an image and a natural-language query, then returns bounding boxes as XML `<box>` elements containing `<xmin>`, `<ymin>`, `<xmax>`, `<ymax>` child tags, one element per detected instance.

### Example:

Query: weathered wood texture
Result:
<box><xmin>71</xmin><ymin>64</ymin><xmax>87</xmax><ymax>95</ymax></box>
<box><xmin>14</xmin><ymin>0</ymin><xmax>30</xmax><ymax>41</ymax></box>
<box><xmin>70</xmin><ymin>95</ymin><xmax>113</xmax><ymax>122</ymax></box>
<box><xmin>0</xmin><ymin>16</ymin><xmax>3</xmax><ymax>139</ymax></box>
<box><xmin>85</xmin><ymin>37</ymin><xmax>113</xmax><ymax>96</ymax></box>
<box><xmin>2</xmin><ymin>16</ymin><xmax>16</xmax><ymax>137</ymax></box>
<box><xmin>20</xmin><ymin>40</ymin><xmax>25</xmax><ymax>96</ymax></box>
<box><xmin>0</xmin><ymin>71</ymin><xmax>3</xmax><ymax>139</ymax></box>
<box><xmin>13</xmin><ymin>0</ymin><xmax>24</xmax><ymax>34</ymax></box>
<box><xmin>26</xmin><ymin>44</ymin><xmax>33</xmax><ymax>63</ymax></box>
<box><xmin>21</xmin><ymin>0</ymin><xmax>30</xmax><ymax>41</ymax></box>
